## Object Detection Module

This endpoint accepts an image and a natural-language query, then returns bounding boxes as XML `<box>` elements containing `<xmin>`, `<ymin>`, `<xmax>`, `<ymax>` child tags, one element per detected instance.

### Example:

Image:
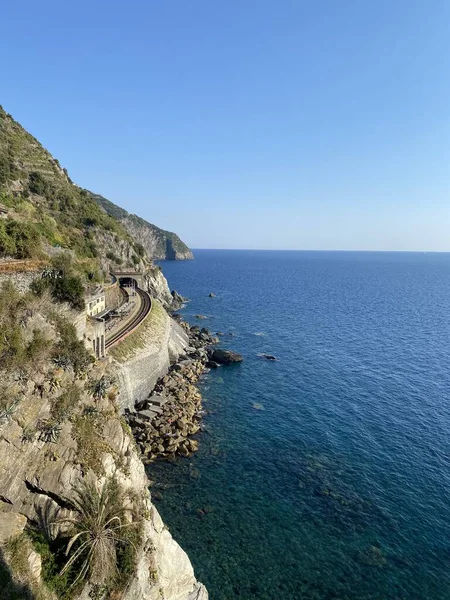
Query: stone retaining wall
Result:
<box><xmin>0</xmin><ymin>270</ymin><xmax>39</xmax><ymax>293</ymax></box>
<box><xmin>113</xmin><ymin>309</ymin><xmax>188</xmax><ymax>412</ymax></box>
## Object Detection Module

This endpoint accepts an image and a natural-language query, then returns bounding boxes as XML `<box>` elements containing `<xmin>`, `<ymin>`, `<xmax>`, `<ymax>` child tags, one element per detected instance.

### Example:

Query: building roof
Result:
<box><xmin>85</xmin><ymin>285</ymin><xmax>105</xmax><ymax>302</ymax></box>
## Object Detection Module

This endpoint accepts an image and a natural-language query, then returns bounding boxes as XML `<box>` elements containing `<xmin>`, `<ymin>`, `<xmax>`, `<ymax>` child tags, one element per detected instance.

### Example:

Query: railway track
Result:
<box><xmin>105</xmin><ymin>287</ymin><xmax>152</xmax><ymax>349</ymax></box>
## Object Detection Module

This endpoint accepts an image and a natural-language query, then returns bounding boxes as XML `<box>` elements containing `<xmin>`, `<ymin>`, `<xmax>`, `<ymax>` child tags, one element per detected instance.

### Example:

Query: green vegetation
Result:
<box><xmin>50</xmin><ymin>384</ymin><xmax>81</xmax><ymax>422</ymax></box>
<box><xmin>0</xmin><ymin>106</ymin><xmax>144</xmax><ymax>269</ymax></box>
<box><xmin>90</xmin><ymin>375</ymin><xmax>116</xmax><ymax>400</ymax></box>
<box><xmin>0</xmin><ymin>281</ymin><xmax>52</xmax><ymax>370</ymax></box>
<box><xmin>89</xmin><ymin>191</ymin><xmax>193</xmax><ymax>259</ymax></box>
<box><xmin>1</xmin><ymin>535</ymin><xmax>39</xmax><ymax>600</ymax></box>
<box><xmin>51</xmin><ymin>316</ymin><xmax>93</xmax><ymax>374</ymax></box>
<box><xmin>0</xmin><ymin>219</ymin><xmax>43</xmax><ymax>258</ymax></box>
<box><xmin>31</xmin><ymin>254</ymin><xmax>86</xmax><ymax>310</ymax></box>
<box><xmin>106</xmin><ymin>250</ymin><xmax>122</xmax><ymax>265</ymax></box>
<box><xmin>0</xmin><ymin>280</ymin><xmax>91</xmax><ymax>375</ymax></box>
<box><xmin>56</xmin><ymin>476</ymin><xmax>142</xmax><ymax>592</ymax></box>
<box><xmin>72</xmin><ymin>412</ymin><xmax>110</xmax><ymax>474</ymax></box>
<box><xmin>28</xmin><ymin>528</ymin><xmax>80</xmax><ymax>600</ymax></box>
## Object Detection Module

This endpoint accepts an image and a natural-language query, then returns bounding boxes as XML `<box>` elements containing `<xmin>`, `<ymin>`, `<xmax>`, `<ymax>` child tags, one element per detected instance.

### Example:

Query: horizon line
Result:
<box><xmin>186</xmin><ymin>248</ymin><xmax>450</xmax><ymax>254</ymax></box>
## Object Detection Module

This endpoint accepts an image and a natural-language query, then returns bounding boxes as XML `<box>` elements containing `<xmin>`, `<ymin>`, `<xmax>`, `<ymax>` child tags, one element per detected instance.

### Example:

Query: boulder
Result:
<box><xmin>171</xmin><ymin>290</ymin><xmax>188</xmax><ymax>309</ymax></box>
<box><xmin>207</xmin><ymin>361</ymin><xmax>220</xmax><ymax>369</ymax></box>
<box><xmin>211</xmin><ymin>349</ymin><xmax>243</xmax><ymax>364</ymax></box>
<box><xmin>0</xmin><ymin>511</ymin><xmax>27</xmax><ymax>543</ymax></box>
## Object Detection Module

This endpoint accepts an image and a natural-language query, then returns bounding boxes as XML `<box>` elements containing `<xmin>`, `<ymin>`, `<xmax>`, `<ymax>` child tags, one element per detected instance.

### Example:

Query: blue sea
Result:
<box><xmin>150</xmin><ymin>250</ymin><xmax>450</xmax><ymax>600</ymax></box>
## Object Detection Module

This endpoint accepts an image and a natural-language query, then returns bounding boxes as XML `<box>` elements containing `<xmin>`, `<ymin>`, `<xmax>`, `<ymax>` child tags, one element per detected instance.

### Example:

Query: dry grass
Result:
<box><xmin>110</xmin><ymin>299</ymin><xmax>167</xmax><ymax>363</ymax></box>
<box><xmin>0</xmin><ymin>259</ymin><xmax>48</xmax><ymax>273</ymax></box>
<box><xmin>72</xmin><ymin>412</ymin><xmax>111</xmax><ymax>475</ymax></box>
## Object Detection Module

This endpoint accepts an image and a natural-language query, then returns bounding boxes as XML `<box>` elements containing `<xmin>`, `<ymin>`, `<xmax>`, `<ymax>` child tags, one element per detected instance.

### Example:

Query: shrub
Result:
<box><xmin>52</xmin><ymin>276</ymin><xmax>84</xmax><ymax>310</ymax></box>
<box><xmin>51</xmin><ymin>384</ymin><xmax>81</xmax><ymax>421</ymax></box>
<box><xmin>32</xmin><ymin>255</ymin><xmax>86</xmax><ymax>310</ymax></box>
<box><xmin>26</xmin><ymin>328</ymin><xmax>51</xmax><ymax>363</ymax></box>
<box><xmin>0</xmin><ymin>282</ymin><xmax>27</xmax><ymax>369</ymax></box>
<box><xmin>0</xmin><ymin>219</ymin><xmax>42</xmax><ymax>259</ymax></box>
<box><xmin>28</xmin><ymin>528</ymin><xmax>80</xmax><ymax>600</ymax></box>
<box><xmin>106</xmin><ymin>251</ymin><xmax>122</xmax><ymax>265</ymax></box>
<box><xmin>52</xmin><ymin>317</ymin><xmax>93</xmax><ymax>374</ymax></box>
<box><xmin>134</xmin><ymin>243</ymin><xmax>145</xmax><ymax>258</ymax></box>
<box><xmin>28</xmin><ymin>171</ymin><xmax>51</xmax><ymax>196</ymax></box>
<box><xmin>57</xmin><ymin>477</ymin><xmax>141</xmax><ymax>588</ymax></box>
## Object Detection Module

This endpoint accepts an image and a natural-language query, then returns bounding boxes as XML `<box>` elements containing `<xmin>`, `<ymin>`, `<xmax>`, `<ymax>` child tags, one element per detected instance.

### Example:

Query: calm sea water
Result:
<box><xmin>149</xmin><ymin>250</ymin><xmax>450</xmax><ymax>600</ymax></box>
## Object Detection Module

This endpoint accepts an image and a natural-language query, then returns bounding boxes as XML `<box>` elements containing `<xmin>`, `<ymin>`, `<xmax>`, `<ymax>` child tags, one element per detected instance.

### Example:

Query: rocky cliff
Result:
<box><xmin>0</xmin><ymin>105</ymin><xmax>207</xmax><ymax>599</ymax></box>
<box><xmin>90</xmin><ymin>193</ymin><xmax>194</xmax><ymax>261</ymax></box>
<box><xmin>0</xmin><ymin>283</ymin><xmax>207</xmax><ymax>600</ymax></box>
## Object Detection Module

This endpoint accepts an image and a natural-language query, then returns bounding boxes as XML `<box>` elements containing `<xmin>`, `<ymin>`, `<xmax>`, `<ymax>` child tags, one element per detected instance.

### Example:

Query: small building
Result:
<box><xmin>85</xmin><ymin>286</ymin><xmax>106</xmax><ymax>317</ymax></box>
<box><xmin>0</xmin><ymin>204</ymin><xmax>8</xmax><ymax>219</ymax></box>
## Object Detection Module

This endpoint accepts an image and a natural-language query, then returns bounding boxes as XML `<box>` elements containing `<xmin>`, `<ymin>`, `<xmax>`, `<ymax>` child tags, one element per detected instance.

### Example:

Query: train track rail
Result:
<box><xmin>105</xmin><ymin>288</ymin><xmax>152</xmax><ymax>349</ymax></box>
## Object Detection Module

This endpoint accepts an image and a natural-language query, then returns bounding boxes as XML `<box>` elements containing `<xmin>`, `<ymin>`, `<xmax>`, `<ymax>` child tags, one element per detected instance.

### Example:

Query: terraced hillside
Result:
<box><xmin>0</xmin><ymin>105</ymin><xmax>192</xmax><ymax>279</ymax></box>
<box><xmin>91</xmin><ymin>192</ymin><xmax>194</xmax><ymax>260</ymax></box>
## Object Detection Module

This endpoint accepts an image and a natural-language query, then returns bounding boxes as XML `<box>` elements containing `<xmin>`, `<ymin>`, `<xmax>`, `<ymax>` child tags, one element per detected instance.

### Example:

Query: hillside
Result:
<box><xmin>0</xmin><ymin>105</ymin><xmax>192</xmax><ymax>277</ymax></box>
<box><xmin>0</xmin><ymin>106</ymin><xmax>207</xmax><ymax>599</ymax></box>
<box><xmin>90</xmin><ymin>192</ymin><xmax>194</xmax><ymax>260</ymax></box>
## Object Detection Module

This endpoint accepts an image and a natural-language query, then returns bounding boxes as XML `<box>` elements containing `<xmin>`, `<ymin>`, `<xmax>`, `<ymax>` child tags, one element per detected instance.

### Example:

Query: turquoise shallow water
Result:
<box><xmin>149</xmin><ymin>250</ymin><xmax>450</xmax><ymax>600</ymax></box>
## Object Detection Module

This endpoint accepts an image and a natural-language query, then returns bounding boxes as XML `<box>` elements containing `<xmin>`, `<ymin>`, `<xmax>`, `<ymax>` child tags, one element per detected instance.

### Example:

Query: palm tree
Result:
<box><xmin>58</xmin><ymin>476</ymin><xmax>138</xmax><ymax>587</ymax></box>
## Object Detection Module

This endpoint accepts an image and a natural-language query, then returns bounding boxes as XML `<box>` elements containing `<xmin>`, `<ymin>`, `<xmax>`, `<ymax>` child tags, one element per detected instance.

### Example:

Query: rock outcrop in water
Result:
<box><xmin>210</xmin><ymin>349</ymin><xmax>243</xmax><ymax>364</ymax></box>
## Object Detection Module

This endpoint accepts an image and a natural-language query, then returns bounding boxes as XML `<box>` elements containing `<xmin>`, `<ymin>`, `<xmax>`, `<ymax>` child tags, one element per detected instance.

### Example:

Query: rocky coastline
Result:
<box><xmin>126</xmin><ymin>315</ymin><xmax>242</xmax><ymax>462</ymax></box>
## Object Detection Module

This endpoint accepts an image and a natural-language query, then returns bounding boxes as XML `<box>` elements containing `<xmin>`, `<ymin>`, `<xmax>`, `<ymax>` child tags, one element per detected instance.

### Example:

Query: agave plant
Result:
<box><xmin>82</xmin><ymin>405</ymin><xmax>99</xmax><ymax>417</ymax></box>
<box><xmin>58</xmin><ymin>476</ymin><xmax>138</xmax><ymax>587</ymax></box>
<box><xmin>38</xmin><ymin>419</ymin><xmax>62</xmax><ymax>443</ymax></box>
<box><xmin>0</xmin><ymin>397</ymin><xmax>20</xmax><ymax>427</ymax></box>
<box><xmin>53</xmin><ymin>355</ymin><xmax>71</xmax><ymax>369</ymax></box>
<box><xmin>21</xmin><ymin>426</ymin><xmax>36</xmax><ymax>443</ymax></box>
<box><xmin>41</xmin><ymin>266</ymin><xmax>61</xmax><ymax>280</ymax></box>
<box><xmin>91</xmin><ymin>376</ymin><xmax>116</xmax><ymax>400</ymax></box>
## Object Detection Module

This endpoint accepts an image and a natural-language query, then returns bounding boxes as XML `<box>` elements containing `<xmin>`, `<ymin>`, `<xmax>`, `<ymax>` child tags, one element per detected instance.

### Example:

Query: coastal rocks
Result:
<box><xmin>128</xmin><ymin>358</ymin><xmax>206</xmax><ymax>462</ymax></box>
<box><xmin>143</xmin><ymin>265</ymin><xmax>173</xmax><ymax>308</ymax></box>
<box><xmin>260</xmin><ymin>353</ymin><xmax>277</xmax><ymax>361</ymax></box>
<box><xmin>127</xmin><ymin>322</ymin><xmax>225</xmax><ymax>462</ymax></box>
<box><xmin>125</xmin><ymin>321</ymin><xmax>242</xmax><ymax>462</ymax></box>
<box><xmin>206</xmin><ymin>361</ymin><xmax>220</xmax><ymax>369</ymax></box>
<box><xmin>171</xmin><ymin>289</ymin><xmax>188</xmax><ymax>310</ymax></box>
<box><xmin>210</xmin><ymin>349</ymin><xmax>243</xmax><ymax>364</ymax></box>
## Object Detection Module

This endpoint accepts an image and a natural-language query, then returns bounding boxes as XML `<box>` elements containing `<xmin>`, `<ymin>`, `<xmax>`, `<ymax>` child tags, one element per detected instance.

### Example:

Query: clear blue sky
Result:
<box><xmin>2</xmin><ymin>1</ymin><xmax>450</xmax><ymax>251</ymax></box>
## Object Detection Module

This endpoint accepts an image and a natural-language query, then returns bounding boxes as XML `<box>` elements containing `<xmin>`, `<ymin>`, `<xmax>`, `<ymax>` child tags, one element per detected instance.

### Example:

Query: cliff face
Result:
<box><xmin>90</xmin><ymin>192</ymin><xmax>194</xmax><ymax>261</ymax></box>
<box><xmin>0</xmin><ymin>106</ymin><xmax>206</xmax><ymax>599</ymax></box>
<box><xmin>0</xmin><ymin>363</ymin><xmax>207</xmax><ymax>600</ymax></box>
<box><xmin>0</xmin><ymin>287</ymin><xmax>207</xmax><ymax>599</ymax></box>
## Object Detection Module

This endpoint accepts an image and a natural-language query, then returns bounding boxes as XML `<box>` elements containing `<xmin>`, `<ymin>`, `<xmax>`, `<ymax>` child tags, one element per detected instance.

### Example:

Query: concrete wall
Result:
<box><xmin>112</xmin><ymin>310</ymin><xmax>188</xmax><ymax>412</ymax></box>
